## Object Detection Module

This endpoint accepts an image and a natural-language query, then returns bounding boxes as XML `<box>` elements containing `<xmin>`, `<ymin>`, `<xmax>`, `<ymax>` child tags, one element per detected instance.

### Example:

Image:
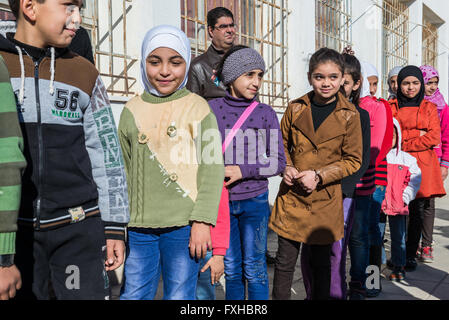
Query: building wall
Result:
<box><xmin>2</xmin><ymin>0</ymin><xmax>449</xmax><ymax>205</ymax></box>
<box><xmin>422</xmin><ymin>0</ymin><xmax>449</xmax><ymax>102</ymax></box>
<box><xmin>107</xmin><ymin>0</ymin><xmax>449</xmax><ymax>206</ymax></box>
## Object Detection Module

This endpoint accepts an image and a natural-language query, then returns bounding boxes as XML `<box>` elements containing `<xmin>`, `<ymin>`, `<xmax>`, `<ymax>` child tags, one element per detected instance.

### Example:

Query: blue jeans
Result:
<box><xmin>120</xmin><ymin>226</ymin><xmax>200</xmax><ymax>300</ymax></box>
<box><xmin>379</xmin><ymin>211</ymin><xmax>387</xmax><ymax>264</ymax></box>
<box><xmin>388</xmin><ymin>215</ymin><xmax>407</xmax><ymax>268</ymax></box>
<box><xmin>349</xmin><ymin>186</ymin><xmax>386</xmax><ymax>288</ymax></box>
<box><xmin>196</xmin><ymin>251</ymin><xmax>216</xmax><ymax>300</ymax></box>
<box><xmin>224</xmin><ymin>191</ymin><xmax>270</xmax><ymax>300</ymax></box>
<box><xmin>349</xmin><ymin>195</ymin><xmax>371</xmax><ymax>287</ymax></box>
<box><xmin>369</xmin><ymin>186</ymin><xmax>386</xmax><ymax>247</ymax></box>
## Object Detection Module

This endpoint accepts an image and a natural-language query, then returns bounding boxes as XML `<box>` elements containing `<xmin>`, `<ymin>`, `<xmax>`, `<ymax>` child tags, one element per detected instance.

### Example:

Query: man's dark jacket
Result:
<box><xmin>187</xmin><ymin>45</ymin><xmax>228</xmax><ymax>101</ymax></box>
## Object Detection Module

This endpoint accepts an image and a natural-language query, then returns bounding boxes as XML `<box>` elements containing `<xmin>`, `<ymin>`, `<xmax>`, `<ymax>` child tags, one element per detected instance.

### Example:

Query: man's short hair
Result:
<box><xmin>207</xmin><ymin>7</ymin><xmax>234</xmax><ymax>28</ymax></box>
<box><xmin>8</xmin><ymin>0</ymin><xmax>45</xmax><ymax>19</ymax></box>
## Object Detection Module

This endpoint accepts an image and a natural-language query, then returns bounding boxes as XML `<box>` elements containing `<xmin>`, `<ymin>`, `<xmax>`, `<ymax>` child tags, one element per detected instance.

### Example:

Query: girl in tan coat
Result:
<box><xmin>270</xmin><ymin>48</ymin><xmax>363</xmax><ymax>300</ymax></box>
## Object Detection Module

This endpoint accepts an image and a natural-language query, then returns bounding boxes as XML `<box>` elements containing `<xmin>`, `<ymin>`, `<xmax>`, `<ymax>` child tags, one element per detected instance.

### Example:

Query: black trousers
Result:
<box><xmin>406</xmin><ymin>198</ymin><xmax>435</xmax><ymax>259</ymax></box>
<box><xmin>272</xmin><ymin>235</ymin><xmax>331</xmax><ymax>300</ymax></box>
<box><xmin>14</xmin><ymin>217</ymin><xmax>110</xmax><ymax>300</ymax></box>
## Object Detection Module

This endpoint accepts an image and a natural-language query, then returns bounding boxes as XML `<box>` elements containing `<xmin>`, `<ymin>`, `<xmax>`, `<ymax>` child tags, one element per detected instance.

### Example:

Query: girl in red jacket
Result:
<box><xmin>389</xmin><ymin>66</ymin><xmax>446</xmax><ymax>271</ymax></box>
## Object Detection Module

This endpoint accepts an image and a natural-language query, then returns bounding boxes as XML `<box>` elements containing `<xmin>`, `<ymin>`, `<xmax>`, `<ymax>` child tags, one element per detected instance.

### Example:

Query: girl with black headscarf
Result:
<box><xmin>389</xmin><ymin>65</ymin><xmax>446</xmax><ymax>272</ymax></box>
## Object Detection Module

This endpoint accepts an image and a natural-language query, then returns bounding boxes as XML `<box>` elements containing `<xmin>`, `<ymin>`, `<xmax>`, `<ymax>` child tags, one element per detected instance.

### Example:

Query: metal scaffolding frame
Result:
<box><xmin>382</xmin><ymin>0</ymin><xmax>409</xmax><ymax>99</ymax></box>
<box><xmin>422</xmin><ymin>19</ymin><xmax>438</xmax><ymax>68</ymax></box>
<box><xmin>83</xmin><ymin>0</ymin><xmax>138</xmax><ymax>97</ymax></box>
<box><xmin>315</xmin><ymin>0</ymin><xmax>353</xmax><ymax>52</ymax></box>
<box><xmin>181</xmin><ymin>0</ymin><xmax>290</xmax><ymax>109</ymax></box>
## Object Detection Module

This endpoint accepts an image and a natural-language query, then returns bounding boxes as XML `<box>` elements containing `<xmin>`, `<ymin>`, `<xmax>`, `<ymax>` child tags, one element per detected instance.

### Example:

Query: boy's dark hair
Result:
<box><xmin>308</xmin><ymin>47</ymin><xmax>345</xmax><ymax>77</ymax></box>
<box><xmin>342</xmin><ymin>53</ymin><xmax>362</xmax><ymax>105</ymax></box>
<box><xmin>207</xmin><ymin>6</ymin><xmax>234</xmax><ymax>28</ymax></box>
<box><xmin>215</xmin><ymin>44</ymin><xmax>249</xmax><ymax>85</ymax></box>
<box><xmin>8</xmin><ymin>0</ymin><xmax>45</xmax><ymax>19</ymax></box>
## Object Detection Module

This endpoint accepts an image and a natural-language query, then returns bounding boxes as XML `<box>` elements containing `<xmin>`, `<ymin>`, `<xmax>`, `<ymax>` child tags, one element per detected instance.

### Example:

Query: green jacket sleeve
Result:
<box><xmin>189</xmin><ymin>112</ymin><xmax>224</xmax><ymax>226</ymax></box>
<box><xmin>0</xmin><ymin>56</ymin><xmax>26</xmax><ymax>255</ymax></box>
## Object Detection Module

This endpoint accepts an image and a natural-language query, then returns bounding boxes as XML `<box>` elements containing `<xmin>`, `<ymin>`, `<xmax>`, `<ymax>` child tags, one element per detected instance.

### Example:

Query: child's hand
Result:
<box><xmin>105</xmin><ymin>239</ymin><xmax>125</xmax><ymax>271</ymax></box>
<box><xmin>201</xmin><ymin>255</ymin><xmax>224</xmax><ymax>285</ymax></box>
<box><xmin>189</xmin><ymin>222</ymin><xmax>212</xmax><ymax>259</ymax></box>
<box><xmin>283</xmin><ymin>166</ymin><xmax>300</xmax><ymax>186</ymax></box>
<box><xmin>0</xmin><ymin>265</ymin><xmax>21</xmax><ymax>300</ymax></box>
<box><xmin>225</xmin><ymin>166</ymin><xmax>242</xmax><ymax>187</ymax></box>
<box><xmin>441</xmin><ymin>166</ymin><xmax>448</xmax><ymax>181</ymax></box>
<box><xmin>297</xmin><ymin>170</ymin><xmax>319</xmax><ymax>193</ymax></box>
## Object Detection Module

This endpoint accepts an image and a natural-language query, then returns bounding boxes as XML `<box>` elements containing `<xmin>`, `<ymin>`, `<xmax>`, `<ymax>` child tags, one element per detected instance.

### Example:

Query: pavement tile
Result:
<box><xmin>430</xmin><ymin>284</ymin><xmax>449</xmax><ymax>300</ymax></box>
<box><xmin>375</xmin><ymin>279</ymin><xmax>439</xmax><ymax>300</ymax></box>
<box><xmin>401</xmin><ymin>264</ymin><xmax>448</xmax><ymax>282</ymax></box>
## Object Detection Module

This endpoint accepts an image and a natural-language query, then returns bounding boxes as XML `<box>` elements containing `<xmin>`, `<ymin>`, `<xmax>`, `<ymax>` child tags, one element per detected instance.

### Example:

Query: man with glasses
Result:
<box><xmin>187</xmin><ymin>6</ymin><xmax>236</xmax><ymax>100</ymax></box>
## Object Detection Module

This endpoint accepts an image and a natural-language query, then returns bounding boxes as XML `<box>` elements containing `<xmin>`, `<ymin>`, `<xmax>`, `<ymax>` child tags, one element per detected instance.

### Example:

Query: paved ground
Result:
<box><xmin>111</xmin><ymin>179</ymin><xmax>449</xmax><ymax>300</ymax></box>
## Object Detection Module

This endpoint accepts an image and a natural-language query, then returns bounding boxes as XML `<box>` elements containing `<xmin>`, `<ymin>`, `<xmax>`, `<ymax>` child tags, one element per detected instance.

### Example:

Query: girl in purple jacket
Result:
<box><xmin>208</xmin><ymin>45</ymin><xmax>286</xmax><ymax>300</ymax></box>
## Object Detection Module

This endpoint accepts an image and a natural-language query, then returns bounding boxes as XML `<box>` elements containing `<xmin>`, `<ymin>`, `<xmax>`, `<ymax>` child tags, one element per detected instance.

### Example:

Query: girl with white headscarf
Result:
<box><xmin>387</xmin><ymin>66</ymin><xmax>403</xmax><ymax>100</ymax></box>
<box><xmin>363</xmin><ymin>62</ymin><xmax>379</xmax><ymax>97</ymax></box>
<box><xmin>118</xmin><ymin>25</ymin><xmax>225</xmax><ymax>300</ymax></box>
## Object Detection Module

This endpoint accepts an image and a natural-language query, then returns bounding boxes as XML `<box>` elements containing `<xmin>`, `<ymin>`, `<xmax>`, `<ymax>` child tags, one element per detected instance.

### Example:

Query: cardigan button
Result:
<box><xmin>167</xmin><ymin>122</ymin><xmax>177</xmax><ymax>138</ymax></box>
<box><xmin>138</xmin><ymin>132</ymin><xmax>150</xmax><ymax>144</ymax></box>
<box><xmin>169</xmin><ymin>173</ymin><xmax>178</xmax><ymax>182</ymax></box>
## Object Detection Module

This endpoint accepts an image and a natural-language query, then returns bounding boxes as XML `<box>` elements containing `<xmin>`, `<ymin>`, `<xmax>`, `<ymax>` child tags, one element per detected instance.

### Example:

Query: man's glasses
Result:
<box><xmin>213</xmin><ymin>23</ymin><xmax>237</xmax><ymax>31</ymax></box>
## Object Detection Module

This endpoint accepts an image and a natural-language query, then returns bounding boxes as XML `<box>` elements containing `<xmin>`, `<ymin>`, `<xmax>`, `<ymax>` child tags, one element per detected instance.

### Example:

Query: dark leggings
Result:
<box><xmin>406</xmin><ymin>198</ymin><xmax>435</xmax><ymax>259</ymax></box>
<box><xmin>273</xmin><ymin>235</ymin><xmax>332</xmax><ymax>300</ymax></box>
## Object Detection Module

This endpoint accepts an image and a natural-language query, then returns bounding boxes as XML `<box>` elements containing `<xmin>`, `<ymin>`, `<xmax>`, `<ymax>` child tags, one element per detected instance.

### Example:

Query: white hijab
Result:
<box><xmin>388</xmin><ymin>66</ymin><xmax>403</xmax><ymax>98</ymax></box>
<box><xmin>140</xmin><ymin>25</ymin><xmax>191</xmax><ymax>97</ymax></box>
<box><xmin>360</xmin><ymin>62</ymin><xmax>372</xmax><ymax>99</ymax></box>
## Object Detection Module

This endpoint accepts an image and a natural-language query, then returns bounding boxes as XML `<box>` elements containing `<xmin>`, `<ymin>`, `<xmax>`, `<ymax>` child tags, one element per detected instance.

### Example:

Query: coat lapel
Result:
<box><xmin>292</xmin><ymin>105</ymin><xmax>317</xmax><ymax>147</ymax></box>
<box><xmin>292</xmin><ymin>92</ymin><xmax>356</xmax><ymax>147</ymax></box>
<box><xmin>314</xmin><ymin>111</ymin><xmax>347</xmax><ymax>145</ymax></box>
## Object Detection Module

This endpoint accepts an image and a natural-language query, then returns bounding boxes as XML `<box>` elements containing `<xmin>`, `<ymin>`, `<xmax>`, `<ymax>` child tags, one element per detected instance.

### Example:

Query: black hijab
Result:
<box><xmin>397</xmin><ymin>65</ymin><xmax>425</xmax><ymax>108</ymax></box>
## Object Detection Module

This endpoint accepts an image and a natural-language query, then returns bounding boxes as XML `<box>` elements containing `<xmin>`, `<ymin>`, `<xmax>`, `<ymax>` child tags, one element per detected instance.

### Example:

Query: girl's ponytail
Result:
<box><xmin>341</xmin><ymin>48</ymin><xmax>362</xmax><ymax>106</ymax></box>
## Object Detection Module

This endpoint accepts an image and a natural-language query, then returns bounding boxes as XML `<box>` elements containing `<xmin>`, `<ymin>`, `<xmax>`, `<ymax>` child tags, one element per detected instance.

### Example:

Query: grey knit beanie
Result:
<box><xmin>221</xmin><ymin>48</ymin><xmax>266</xmax><ymax>85</ymax></box>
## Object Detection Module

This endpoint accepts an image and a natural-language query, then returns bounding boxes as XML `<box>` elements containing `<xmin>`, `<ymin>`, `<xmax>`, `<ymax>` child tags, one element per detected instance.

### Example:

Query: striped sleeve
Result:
<box><xmin>85</xmin><ymin>76</ymin><xmax>129</xmax><ymax>241</ymax></box>
<box><xmin>0</xmin><ymin>55</ymin><xmax>26</xmax><ymax>254</ymax></box>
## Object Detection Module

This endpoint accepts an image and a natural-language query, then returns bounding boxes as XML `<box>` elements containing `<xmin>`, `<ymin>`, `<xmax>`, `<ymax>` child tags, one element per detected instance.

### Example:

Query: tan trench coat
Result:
<box><xmin>269</xmin><ymin>92</ymin><xmax>363</xmax><ymax>245</ymax></box>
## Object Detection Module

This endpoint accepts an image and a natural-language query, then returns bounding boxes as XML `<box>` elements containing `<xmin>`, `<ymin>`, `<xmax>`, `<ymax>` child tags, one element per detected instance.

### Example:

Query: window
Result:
<box><xmin>181</xmin><ymin>0</ymin><xmax>290</xmax><ymax>109</ymax></box>
<box><xmin>0</xmin><ymin>0</ymin><xmax>15</xmax><ymax>20</ymax></box>
<box><xmin>82</xmin><ymin>0</ymin><xmax>138</xmax><ymax>97</ymax></box>
<box><xmin>382</xmin><ymin>0</ymin><xmax>409</xmax><ymax>99</ymax></box>
<box><xmin>315</xmin><ymin>0</ymin><xmax>352</xmax><ymax>51</ymax></box>
<box><xmin>422</xmin><ymin>19</ymin><xmax>438</xmax><ymax>68</ymax></box>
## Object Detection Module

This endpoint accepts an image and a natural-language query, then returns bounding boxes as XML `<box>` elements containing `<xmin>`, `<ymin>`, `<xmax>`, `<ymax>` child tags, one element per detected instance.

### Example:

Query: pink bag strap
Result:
<box><xmin>222</xmin><ymin>101</ymin><xmax>259</xmax><ymax>154</ymax></box>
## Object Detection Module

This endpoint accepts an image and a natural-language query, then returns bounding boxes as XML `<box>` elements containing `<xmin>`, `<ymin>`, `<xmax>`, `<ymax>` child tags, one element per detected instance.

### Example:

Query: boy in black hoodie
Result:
<box><xmin>1</xmin><ymin>0</ymin><xmax>129</xmax><ymax>300</ymax></box>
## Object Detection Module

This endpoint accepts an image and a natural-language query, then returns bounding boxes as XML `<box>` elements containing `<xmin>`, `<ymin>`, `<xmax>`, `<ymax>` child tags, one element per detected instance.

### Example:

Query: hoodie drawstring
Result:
<box><xmin>15</xmin><ymin>46</ymin><xmax>56</xmax><ymax>105</ymax></box>
<box><xmin>15</xmin><ymin>45</ymin><xmax>25</xmax><ymax>105</ymax></box>
<box><xmin>49</xmin><ymin>47</ymin><xmax>55</xmax><ymax>96</ymax></box>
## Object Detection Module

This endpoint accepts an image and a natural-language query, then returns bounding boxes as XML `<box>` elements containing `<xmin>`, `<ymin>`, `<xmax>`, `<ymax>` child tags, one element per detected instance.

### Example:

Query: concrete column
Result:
<box><xmin>424</xmin><ymin>0</ymin><xmax>449</xmax><ymax>100</ymax></box>
<box><xmin>287</xmin><ymin>0</ymin><xmax>315</xmax><ymax>99</ymax></box>
<box><xmin>408</xmin><ymin>0</ymin><xmax>424</xmax><ymax>67</ymax></box>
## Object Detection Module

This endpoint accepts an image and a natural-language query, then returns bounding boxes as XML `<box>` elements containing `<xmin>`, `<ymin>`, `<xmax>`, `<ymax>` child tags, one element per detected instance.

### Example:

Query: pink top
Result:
<box><xmin>356</xmin><ymin>96</ymin><xmax>387</xmax><ymax>195</ymax></box>
<box><xmin>436</xmin><ymin>105</ymin><xmax>449</xmax><ymax>168</ymax></box>
<box><xmin>210</xmin><ymin>182</ymin><xmax>230</xmax><ymax>256</ymax></box>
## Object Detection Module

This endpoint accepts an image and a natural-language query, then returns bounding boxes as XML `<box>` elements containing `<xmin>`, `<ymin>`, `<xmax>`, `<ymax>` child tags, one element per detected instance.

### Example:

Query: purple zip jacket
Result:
<box><xmin>209</xmin><ymin>92</ymin><xmax>286</xmax><ymax>201</ymax></box>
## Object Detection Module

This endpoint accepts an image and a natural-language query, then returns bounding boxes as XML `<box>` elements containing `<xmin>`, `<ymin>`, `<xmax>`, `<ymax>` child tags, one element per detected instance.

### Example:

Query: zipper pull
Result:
<box><xmin>35</xmin><ymin>198</ymin><xmax>41</xmax><ymax>231</ymax></box>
